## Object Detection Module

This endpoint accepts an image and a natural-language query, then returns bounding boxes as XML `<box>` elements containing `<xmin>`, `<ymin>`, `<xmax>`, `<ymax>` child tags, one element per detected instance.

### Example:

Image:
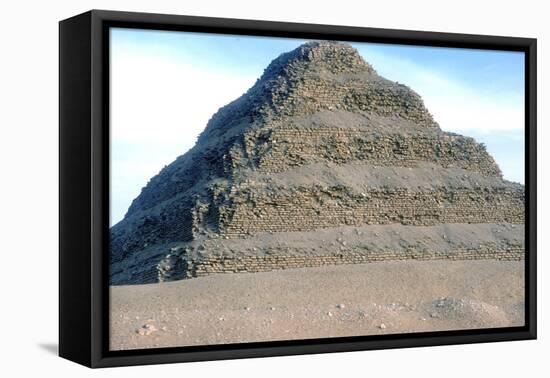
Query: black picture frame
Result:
<box><xmin>59</xmin><ymin>9</ymin><xmax>537</xmax><ymax>368</ymax></box>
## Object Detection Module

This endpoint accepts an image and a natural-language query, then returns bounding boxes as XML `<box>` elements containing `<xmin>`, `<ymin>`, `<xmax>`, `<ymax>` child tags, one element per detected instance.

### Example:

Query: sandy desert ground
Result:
<box><xmin>110</xmin><ymin>259</ymin><xmax>524</xmax><ymax>351</ymax></box>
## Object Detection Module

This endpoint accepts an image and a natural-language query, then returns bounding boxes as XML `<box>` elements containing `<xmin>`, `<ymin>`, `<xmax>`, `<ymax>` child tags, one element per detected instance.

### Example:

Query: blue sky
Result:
<box><xmin>110</xmin><ymin>28</ymin><xmax>525</xmax><ymax>226</ymax></box>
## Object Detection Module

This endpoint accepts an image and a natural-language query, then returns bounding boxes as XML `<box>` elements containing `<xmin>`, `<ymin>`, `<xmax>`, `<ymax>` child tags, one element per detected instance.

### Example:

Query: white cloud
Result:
<box><xmin>111</xmin><ymin>51</ymin><xmax>256</xmax><ymax>147</ymax></box>
<box><xmin>110</xmin><ymin>49</ymin><xmax>257</xmax><ymax>224</ymax></box>
<box><xmin>357</xmin><ymin>48</ymin><xmax>525</xmax><ymax>134</ymax></box>
<box><xmin>417</xmin><ymin>73</ymin><xmax>524</xmax><ymax>135</ymax></box>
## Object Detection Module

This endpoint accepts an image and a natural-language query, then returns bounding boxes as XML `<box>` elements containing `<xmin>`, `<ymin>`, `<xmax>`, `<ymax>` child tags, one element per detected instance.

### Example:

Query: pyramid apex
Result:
<box><xmin>263</xmin><ymin>40</ymin><xmax>376</xmax><ymax>77</ymax></box>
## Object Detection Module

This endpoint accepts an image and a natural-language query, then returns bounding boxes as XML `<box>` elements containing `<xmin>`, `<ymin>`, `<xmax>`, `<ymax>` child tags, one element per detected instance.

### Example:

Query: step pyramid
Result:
<box><xmin>110</xmin><ymin>41</ymin><xmax>524</xmax><ymax>285</ymax></box>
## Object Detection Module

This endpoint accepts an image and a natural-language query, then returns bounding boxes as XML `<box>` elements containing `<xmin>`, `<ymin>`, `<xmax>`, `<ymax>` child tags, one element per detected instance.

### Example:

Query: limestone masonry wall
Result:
<box><xmin>254</xmin><ymin>77</ymin><xmax>438</xmax><ymax>128</ymax></box>
<box><xmin>110</xmin><ymin>41</ymin><xmax>527</xmax><ymax>285</ymax></box>
<box><xmin>218</xmin><ymin>186</ymin><xmax>524</xmax><ymax>236</ymax></box>
<box><xmin>159</xmin><ymin>247</ymin><xmax>524</xmax><ymax>281</ymax></box>
<box><xmin>237</xmin><ymin>128</ymin><xmax>501</xmax><ymax>176</ymax></box>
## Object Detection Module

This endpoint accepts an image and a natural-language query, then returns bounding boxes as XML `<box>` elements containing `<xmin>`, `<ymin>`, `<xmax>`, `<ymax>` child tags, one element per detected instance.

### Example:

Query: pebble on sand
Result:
<box><xmin>379</xmin><ymin>323</ymin><xmax>387</xmax><ymax>329</ymax></box>
<box><xmin>136</xmin><ymin>323</ymin><xmax>158</xmax><ymax>336</ymax></box>
<box><xmin>336</xmin><ymin>303</ymin><xmax>346</xmax><ymax>309</ymax></box>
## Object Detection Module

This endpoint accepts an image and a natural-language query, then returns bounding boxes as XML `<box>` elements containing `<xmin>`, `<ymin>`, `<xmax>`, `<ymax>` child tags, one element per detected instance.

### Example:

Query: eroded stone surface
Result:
<box><xmin>110</xmin><ymin>41</ymin><xmax>524</xmax><ymax>285</ymax></box>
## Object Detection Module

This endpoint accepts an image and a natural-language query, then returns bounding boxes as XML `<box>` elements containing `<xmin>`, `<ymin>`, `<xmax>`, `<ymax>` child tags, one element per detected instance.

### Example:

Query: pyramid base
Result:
<box><xmin>183</xmin><ymin>247</ymin><xmax>523</xmax><ymax>279</ymax></box>
<box><xmin>111</xmin><ymin>223</ymin><xmax>524</xmax><ymax>285</ymax></box>
<box><xmin>148</xmin><ymin>222</ymin><xmax>524</xmax><ymax>283</ymax></box>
